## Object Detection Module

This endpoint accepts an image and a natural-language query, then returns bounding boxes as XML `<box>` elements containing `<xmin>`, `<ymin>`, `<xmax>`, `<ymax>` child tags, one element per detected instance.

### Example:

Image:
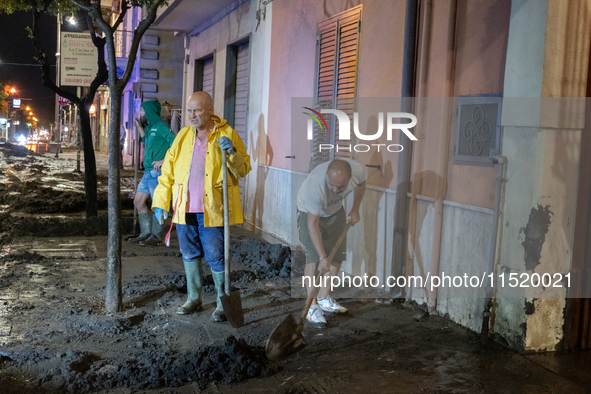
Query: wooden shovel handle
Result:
<box><xmin>299</xmin><ymin>222</ymin><xmax>352</xmax><ymax>324</ymax></box>
<box><xmin>222</xmin><ymin>148</ymin><xmax>230</xmax><ymax>296</ymax></box>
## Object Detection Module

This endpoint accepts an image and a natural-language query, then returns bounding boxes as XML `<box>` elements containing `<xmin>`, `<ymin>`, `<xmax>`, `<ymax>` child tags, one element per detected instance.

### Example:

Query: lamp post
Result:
<box><xmin>55</xmin><ymin>13</ymin><xmax>62</xmax><ymax>157</ymax></box>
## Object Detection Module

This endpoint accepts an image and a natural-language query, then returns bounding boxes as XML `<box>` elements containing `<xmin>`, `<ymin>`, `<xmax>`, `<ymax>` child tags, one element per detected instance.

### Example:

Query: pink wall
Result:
<box><xmin>267</xmin><ymin>0</ymin><xmax>406</xmax><ymax>172</ymax></box>
<box><xmin>409</xmin><ymin>0</ymin><xmax>510</xmax><ymax>209</ymax></box>
<box><xmin>268</xmin><ymin>0</ymin><xmax>510</xmax><ymax>209</ymax></box>
<box><xmin>446</xmin><ymin>0</ymin><xmax>511</xmax><ymax>209</ymax></box>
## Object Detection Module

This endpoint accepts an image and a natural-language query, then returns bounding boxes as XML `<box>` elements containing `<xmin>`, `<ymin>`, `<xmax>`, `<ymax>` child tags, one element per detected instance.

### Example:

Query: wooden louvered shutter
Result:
<box><xmin>311</xmin><ymin>20</ymin><xmax>338</xmax><ymax>168</ymax></box>
<box><xmin>334</xmin><ymin>14</ymin><xmax>360</xmax><ymax>159</ymax></box>
<box><xmin>311</xmin><ymin>5</ymin><xmax>362</xmax><ymax>168</ymax></box>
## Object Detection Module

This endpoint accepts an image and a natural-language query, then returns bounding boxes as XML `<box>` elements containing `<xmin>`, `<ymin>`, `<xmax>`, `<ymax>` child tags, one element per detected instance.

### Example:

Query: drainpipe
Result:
<box><xmin>181</xmin><ymin>35</ymin><xmax>190</xmax><ymax>129</ymax></box>
<box><xmin>427</xmin><ymin>0</ymin><xmax>457</xmax><ymax>312</ymax></box>
<box><xmin>393</xmin><ymin>0</ymin><xmax>418</xmax><ymax>288</ymax></box>
<box><xmin>481</xmin><ymin>155</ymin><xmax>507</xmax><ymax>338</ymax></box>
<box><xmin>407</xmin><ymin>0</ymin><xmax>433</xmax><ymax>301</ymax></box>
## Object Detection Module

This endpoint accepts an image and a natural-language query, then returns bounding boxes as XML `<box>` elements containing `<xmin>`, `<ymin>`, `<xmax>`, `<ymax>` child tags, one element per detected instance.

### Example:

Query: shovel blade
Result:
<box><xmin>265</xmin><ymin>314</ymin><xmax>307</xmax><ymax>361</ymax></box>
<box><xmin>220</xmin><ymin>289</ymin><xmax>244</xmax><ymax>328</ymax></box>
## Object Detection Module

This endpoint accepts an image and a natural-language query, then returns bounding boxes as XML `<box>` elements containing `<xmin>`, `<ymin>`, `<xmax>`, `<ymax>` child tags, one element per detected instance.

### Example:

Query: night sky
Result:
<box><xmin>0</xmin><ymin>10</ymin><xmax>81</xmax><ymax>128</ymax></box>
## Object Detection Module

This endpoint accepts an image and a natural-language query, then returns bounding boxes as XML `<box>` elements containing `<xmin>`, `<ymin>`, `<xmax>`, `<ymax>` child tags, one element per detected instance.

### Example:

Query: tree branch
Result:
<box><xmin>29</xmin><ymin>1</ymin><xmax>79</xmax><ymax>104</ymax></box>
<box><xmin>87</xmin><ymin>0</ymin><xmax>112</xmax><ymax>38</ymax></box>
<box><xmin>84</xmin><ymin>13</ymin><xmax>108</xmax><ymax>104</ymax></box>
<box><xmin>120</xmin><ymin>0</ymin><xmax>166</xmax><ymax>86</ymax></box>
<box><xmin>112</xmin><ymin>0</ymin><xmax>129</xmax><ymax>32</ymax></box>
<box><xmin>70</xmin><ymin>0</ymin><xmax>91</xmax><ymax>12</ymax></box>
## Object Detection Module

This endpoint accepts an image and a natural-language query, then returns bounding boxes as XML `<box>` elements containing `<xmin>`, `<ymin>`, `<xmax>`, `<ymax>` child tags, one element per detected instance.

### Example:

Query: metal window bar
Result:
<box><xmin>115</xmin><ymin>30</ymin><xmax>133</xmax><ymax>58</ymax></box>
<box><xmin>170</xmin><ymin>108</ymin><xmax>183</xmax><ymax>134</ymax></box>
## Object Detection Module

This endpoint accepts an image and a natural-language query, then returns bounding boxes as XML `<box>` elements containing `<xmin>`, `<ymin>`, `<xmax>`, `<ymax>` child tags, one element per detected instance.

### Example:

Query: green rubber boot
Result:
<box><xmin>177</xmin><ymin>260</ymin><xmax>203</xmax><ymax>314</ymax></box>
<box><xmin>128</xmin><ymin>212</ymin><xmax>152</xmax><ymax>244</ymax></box>
<box><xmin>211</xmin><ymin>270</ymin><xmax>227</xmax><ymax>322</ymax></box>
<box><xmin>139</xmin><ymin>215</ymin><xmax>163</xmax><ymax>246</ymax></box>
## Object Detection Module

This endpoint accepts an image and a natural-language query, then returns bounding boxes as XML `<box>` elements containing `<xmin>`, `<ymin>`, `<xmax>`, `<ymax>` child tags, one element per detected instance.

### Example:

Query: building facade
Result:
<box><xmin>153</xmin><ymin>0</ymin><xmax>591</xmax><ymax>352</ymax></box>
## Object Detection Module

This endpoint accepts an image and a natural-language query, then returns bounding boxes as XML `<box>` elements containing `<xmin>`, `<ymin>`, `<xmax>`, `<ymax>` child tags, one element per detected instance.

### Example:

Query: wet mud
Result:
<box><xmin>1</xmin><ymin>144</ymin><xmax>590</xmax><ymax>393</ymax></box>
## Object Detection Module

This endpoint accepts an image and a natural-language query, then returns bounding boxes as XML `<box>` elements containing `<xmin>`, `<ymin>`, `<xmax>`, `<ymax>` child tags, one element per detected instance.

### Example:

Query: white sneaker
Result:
<box><xmin>306</xmin><ymin>305</ymin><xmax>327</xmax><ymax>327</ymax></box>
<box><xmin>317</xmin><ymin>297</ymin><xmax>348</xmax><ymax>314</ymax></box>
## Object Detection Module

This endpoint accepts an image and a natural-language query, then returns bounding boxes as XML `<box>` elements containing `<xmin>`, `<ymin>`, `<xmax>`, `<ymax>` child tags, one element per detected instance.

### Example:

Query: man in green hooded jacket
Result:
<box><xmin>129</xmin><ymin>100</ymin><xmax>176</xmax><ymax>246</ymax></box>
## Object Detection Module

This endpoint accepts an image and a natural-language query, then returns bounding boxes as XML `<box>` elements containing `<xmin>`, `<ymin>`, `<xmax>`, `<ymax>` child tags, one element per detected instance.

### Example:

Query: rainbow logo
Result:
<box><xmin>302</xmin><ymin>107</ymin><xmax>328</xmax><ymax>139</ymax></box>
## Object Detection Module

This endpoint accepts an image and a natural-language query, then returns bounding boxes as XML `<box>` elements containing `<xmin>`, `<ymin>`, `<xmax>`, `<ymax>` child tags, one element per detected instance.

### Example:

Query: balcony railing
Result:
<box><xmin>115</xmin><ymin>30</ymin><xmax>133</xmax><ymax>58</ymax></box>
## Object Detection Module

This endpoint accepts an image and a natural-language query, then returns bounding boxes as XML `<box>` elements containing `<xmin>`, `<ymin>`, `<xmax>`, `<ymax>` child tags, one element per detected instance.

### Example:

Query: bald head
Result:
<box><xmin>326</xmin><ymin>160</ymin><xmax>352</xmax><ymax>194</ymax></box>
<box><xmin>187</xmin><ymin>91</ymin><xmax>214</xmax><ymax>130</ymax></box>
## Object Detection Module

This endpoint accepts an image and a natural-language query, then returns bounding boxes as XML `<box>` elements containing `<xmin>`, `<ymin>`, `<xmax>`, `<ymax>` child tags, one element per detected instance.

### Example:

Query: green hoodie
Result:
<box><xmin>141</xmin><ymin>100</ymin><xmax>176</xmax><ymax>171</ymax></box>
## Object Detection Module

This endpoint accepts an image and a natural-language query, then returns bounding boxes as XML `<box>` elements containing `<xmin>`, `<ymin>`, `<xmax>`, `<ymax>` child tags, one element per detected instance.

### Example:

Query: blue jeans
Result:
<box><xmin>176</xmin><ymin>213</ymin><xmax>225</xmax><ymax>273</ymax></box>
<box><xmin>137</xmin><ymin>169</ymin><xmax>161</xmax><ymax>197</ymax></box>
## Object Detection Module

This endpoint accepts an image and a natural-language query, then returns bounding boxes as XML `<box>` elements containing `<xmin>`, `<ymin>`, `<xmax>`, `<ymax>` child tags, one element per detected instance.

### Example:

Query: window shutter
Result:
<box><xmin>311</xmin><ymin>5</ymin><xmax>362</xmax><ymax>168</ymax></box>
<box><xmin>202</xmin><ymin>56</ymin><xmax>214</xmax><ymax>99</ymax></box>
<box><xmin>334</xmin><ymin>17</ymin><xmax>360</xmax><ymax>159</ymax></box>
<box><xmin>311</xmin><ymin>20</ymin><xmax>338</xmax><ymax>168</ymax></box>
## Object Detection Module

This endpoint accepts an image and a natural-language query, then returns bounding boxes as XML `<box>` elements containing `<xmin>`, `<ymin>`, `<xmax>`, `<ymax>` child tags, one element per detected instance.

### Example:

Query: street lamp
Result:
<box><xmin>9</xmin><ymin>88</ymin><xmax>15</xmax><ymax>94</ymax></box>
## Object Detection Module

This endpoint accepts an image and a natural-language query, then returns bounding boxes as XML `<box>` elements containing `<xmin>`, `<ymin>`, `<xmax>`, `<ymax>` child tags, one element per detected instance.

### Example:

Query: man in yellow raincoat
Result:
<box><xmin>152</xmin><ymin>92</ymin><xmax>251</xmax><ymax>321</ymax></box>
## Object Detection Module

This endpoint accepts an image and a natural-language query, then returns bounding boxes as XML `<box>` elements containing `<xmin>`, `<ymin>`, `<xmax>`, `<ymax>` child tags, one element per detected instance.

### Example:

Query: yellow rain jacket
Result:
<box><xmin>152</xmin><ymin>115</ymin><xmax>251</xmax><ymax>227</ymax></box>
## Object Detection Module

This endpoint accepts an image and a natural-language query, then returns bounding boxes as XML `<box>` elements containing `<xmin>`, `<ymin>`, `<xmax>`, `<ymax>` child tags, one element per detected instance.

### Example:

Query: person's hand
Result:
<box><xmin>318</xmin><ymin>256</ymin><xmax>330</xmax><ymax>274</ymax></box>
<box><xmin>134</xmin><ymin>117</ymin><xmax>144</xmax><ymax>131</ymax></box>
<box><xmin>348</xmin><ymin>210</ymin><xmax>361</xmax><ymax>226</ymax></box>
<box><xmin>152</xmin><ymin>159</ymin><xmax>164</xmax><ymax>171</ymax></box>
<box><xmin>217</xmin><ymin>137</ymin><xmax>234</xmax><ymax>154</ymax></box>
<box><xmin>155</xmin><ymin>208</ymin><xmax>168</xmax><ymax>225</ymax></box>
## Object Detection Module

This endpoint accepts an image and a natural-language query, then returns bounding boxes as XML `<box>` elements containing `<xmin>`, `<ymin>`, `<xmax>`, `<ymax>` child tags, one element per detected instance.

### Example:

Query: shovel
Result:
<box><xmin>219</xmin><ymin>148</ymin><xmax>245</xmax><ymax>328</ymax></box>
<box><xmin>265</xmin><ymin>222</ymin><xmax>352</xmax><ymax>361</ymax></box>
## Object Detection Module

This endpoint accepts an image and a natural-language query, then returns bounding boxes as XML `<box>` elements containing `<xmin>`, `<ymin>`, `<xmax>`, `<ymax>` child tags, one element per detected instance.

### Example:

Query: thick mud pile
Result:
<box><xmin>0</xmin><ymin>213</ymin><xmax>134</xmax><ymax>247</ymax></box>
<box><xmin>230</xmin><ymin>233</ymin><xmax>293</xmax><ymax>278</ymax></box>
<box><xmin>0</xmin><ymin>144</ymin><xmax>295</xmax><ymax>392</ymax></box>
<box><xmin>0</xmin><ymin>227</ymin><xmax>294</xmax><ymax>393</ymax></box>
<box><xmin>0</xmin><ymin>143</ymin><xmax>134</xmax><ymax>216</ymax></box>
<box><xmin>0</xmin><ymin>336</ymin><xmax>273</xmax><ymax>392</ymax></box>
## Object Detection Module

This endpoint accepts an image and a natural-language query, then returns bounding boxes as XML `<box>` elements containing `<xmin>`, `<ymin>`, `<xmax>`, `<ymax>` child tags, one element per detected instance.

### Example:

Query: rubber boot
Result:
<box><xmin>128</xmin><ymin>212</ymin><xmax>152</xmax><ymax>244</ymax></box>
<box><xmin>177</xmin><ymin>260</ymin><xmax>203</xmax><ymax>314</ymax></box>
<box><xmin>139</xmin><ymin>215</ymin><xmax>162</xmax><ymax>246</ymax></box>
<box><xmin>211</xmin><ymin>270</ymin><xmax>227</xmax><ymax>322</ymax></box>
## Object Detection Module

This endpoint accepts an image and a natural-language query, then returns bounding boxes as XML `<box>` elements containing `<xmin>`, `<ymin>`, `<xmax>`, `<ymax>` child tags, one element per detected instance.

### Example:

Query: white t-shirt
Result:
<box><xmin>297</xmin><ymin>158</ymin><xmax>366</xmax><ymax>217</ymax></box>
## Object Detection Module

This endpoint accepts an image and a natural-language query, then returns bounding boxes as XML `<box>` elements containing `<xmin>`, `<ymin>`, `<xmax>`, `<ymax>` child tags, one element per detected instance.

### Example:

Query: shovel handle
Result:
<box><xmin>222</xmin><ymin>148</ymin><xmax>230</xmax><ymax>297</ymax></box>
<box><xmin>299</xmin><ymin>222</ymin><xmax>352</xmax><ymax>324</ymax></box>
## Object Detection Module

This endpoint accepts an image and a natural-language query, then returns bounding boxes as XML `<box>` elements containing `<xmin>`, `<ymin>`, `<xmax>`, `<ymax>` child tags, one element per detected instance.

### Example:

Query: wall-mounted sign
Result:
<box><xmin>13</xmin><ymin>99</ymin><xmax>21</xmax><ymax>108</ymax></box>
<box><xmin>60</xmin><ymin>32</ymin><xmax>98</xmax><ymax>87</ymax></box>
<box><xmin>58</xmin><ymin>96</ymin><xmax>70</xmax><ymax>106</ymax></box>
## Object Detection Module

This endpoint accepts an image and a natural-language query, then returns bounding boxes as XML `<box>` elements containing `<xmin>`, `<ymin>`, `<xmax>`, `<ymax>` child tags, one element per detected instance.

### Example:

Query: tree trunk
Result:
<box><xmin>78</xmin><ymin>103</ymin><xmax>98</xmax><ymax>218</ymax></box>
<box><xmin>105</xmin><ymin>90</ymin><xmax>123</xmax><ymax>312</ymax></box>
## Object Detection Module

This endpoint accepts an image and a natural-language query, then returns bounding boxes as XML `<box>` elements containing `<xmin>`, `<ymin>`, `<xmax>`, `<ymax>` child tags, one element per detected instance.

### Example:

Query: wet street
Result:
<box><xmin>0</xmin><ymin>145</ymin><xmax>590</xmax><ymax>393</ymax></box>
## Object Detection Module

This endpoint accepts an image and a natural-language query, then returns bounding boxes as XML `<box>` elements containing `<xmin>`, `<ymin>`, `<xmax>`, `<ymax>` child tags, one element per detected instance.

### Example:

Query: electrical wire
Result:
<box><xmin>0</xmin><ymin>62</ymin><xmax>56</xmax><ymax>67</ymax></box>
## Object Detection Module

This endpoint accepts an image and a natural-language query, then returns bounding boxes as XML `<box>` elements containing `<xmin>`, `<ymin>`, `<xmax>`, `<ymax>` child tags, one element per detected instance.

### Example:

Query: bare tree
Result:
<box><xmin>2</xmin><ymin>0</ymin><xmax>167</xmax><ymax>311</ymax></box>
<box><xmin>71</xmin><ymin>0</ymin><xmax>166</xmax><ymax>312</ymax></box>
<box><xmin>29</xmin><ymin>1</ymin><xmax>107</xmax><ymax>218</ymax></box>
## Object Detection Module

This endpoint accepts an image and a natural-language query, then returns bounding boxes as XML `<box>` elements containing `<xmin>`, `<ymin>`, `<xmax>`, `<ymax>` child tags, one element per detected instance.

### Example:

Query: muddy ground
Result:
<box><xmin>0</xmin><ymin>143</ymin><xmax>590</xmax><ymax>393</ymax></box>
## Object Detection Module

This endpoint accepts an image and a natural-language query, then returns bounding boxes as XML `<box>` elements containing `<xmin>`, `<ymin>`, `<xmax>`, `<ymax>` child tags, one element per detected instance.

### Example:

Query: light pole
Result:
<box><xmin>55</xmin><ymin>13</ymin><xmax>62</xmax><ymax>157</ymax></box>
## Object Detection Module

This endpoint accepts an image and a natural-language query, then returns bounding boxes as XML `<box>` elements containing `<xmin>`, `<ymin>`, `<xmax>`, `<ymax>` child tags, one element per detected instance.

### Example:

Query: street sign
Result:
<box><xmin>60</xmin><ymin>32</ymin><xmax>98</xmax><ymax>87</ymax></box>
<box><xmin>58</xmin><ymin>96</ymin><xmax>70</xmax><ymax>106</ymax></box>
